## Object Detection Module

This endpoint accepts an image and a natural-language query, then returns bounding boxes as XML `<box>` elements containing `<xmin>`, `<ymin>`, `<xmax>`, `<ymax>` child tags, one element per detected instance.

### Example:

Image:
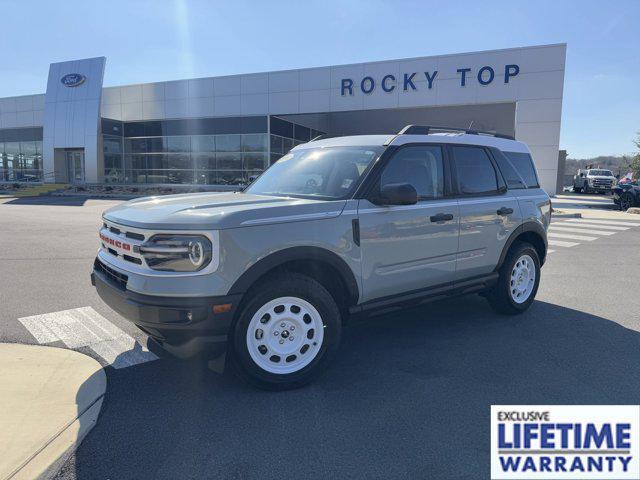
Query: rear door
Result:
<box><xmin>357</xmin><ymin>144</ymin><xmax>460</xmax><ymax>302</ymax></box>
<box><xmin>451</xmin><ymin>145</ymin><xmax>521</xmax><ymax>280</ymax></box>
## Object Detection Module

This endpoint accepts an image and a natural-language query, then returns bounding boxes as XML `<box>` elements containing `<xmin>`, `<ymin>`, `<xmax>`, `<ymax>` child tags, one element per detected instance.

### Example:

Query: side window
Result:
<box><xmin>380</xmin><ymin>146</ymin><xmax>444</xmax><ymax>199</ymax></box>
<box><xmin>492</xmin><ymin>149</ymin><xmax>526</xmax><ymax>189</ymax></box>
<box><xmin>452</xmin><ymin>146</ymin><xmax>499</xmax><ymax>195</ymax></box>
<box><xmin>503</xmin><ymin>151</ymin><xmax>540</xmax><ymax>188</ymax></box>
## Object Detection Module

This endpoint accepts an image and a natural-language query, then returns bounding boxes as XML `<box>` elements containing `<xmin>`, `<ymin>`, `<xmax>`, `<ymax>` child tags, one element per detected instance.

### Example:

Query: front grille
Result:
<box><xmin>592</xmin><ymin>180</ymin><xmax>612</xmax><ymax>187</ymax></box>
<box><xmin>94</xmin><ymin>258</ymin><xmax>128</xmax><ymax>290</ymax></box>
<box><xmin>100</xmin><ymin>221</ymin><xmax>148</xmax><ymax>266</ymax></box>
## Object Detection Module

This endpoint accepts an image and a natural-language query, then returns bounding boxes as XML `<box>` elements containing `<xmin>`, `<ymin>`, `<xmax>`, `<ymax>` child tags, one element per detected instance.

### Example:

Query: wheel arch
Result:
<box><xmin>496</xmin><ymin>222</ymin><xmax>548</xmax><ymax>270</ymax></box>
<box><xmin>228</xmin><ymin>246</ymin><xmax>360</xmax><ymax>309</ymax></box>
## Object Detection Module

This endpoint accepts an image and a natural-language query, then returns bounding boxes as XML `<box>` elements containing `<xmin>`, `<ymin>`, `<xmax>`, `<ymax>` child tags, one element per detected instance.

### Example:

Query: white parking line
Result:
<box><xmin>547</xmin><ymin>239</ymin><xmax>579</xmax><ymax>248</ymax></box>
<box><xmin>19</xmin><ymin>307</ymin><xmax>158</xmax><ymax>369</ymax></box>
<box><xmin>547</xmin><ymin>249</ymin><xmax>556</xmax><ymax>254</ymax></box>
<box><xmin>548</xmin><ymin>232</ymin><xmax>597</xmax><ymax>241</ymax></box>
<box><xmin>548</xmin><ymin>226</ymin><xmax>616</xmax><ymax>235</ymax></box>
<box><xmin>562</xmin><ymin>220</ymin><xmax>630</xmax><ymax>231</ymax></box>
<box><xmin>565</xmin><ymin>218</ymin><xmax>640</xmax><ymax>227</ymax></box>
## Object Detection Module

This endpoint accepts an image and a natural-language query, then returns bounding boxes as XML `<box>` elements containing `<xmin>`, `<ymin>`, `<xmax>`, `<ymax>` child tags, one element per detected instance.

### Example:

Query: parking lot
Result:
<box><xmin>1</xmin><ymin>194</ymin><xmax>639</xmax><ymax>480</ymax></box>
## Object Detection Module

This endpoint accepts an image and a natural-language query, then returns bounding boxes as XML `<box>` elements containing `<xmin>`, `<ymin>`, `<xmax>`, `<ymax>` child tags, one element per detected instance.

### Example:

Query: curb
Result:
<box><xmin>0</xmin><ymin>344</ymin><xmax>106</xmax><ymax>480</ymax></box>
<box><xmin>11</xmin><ymin>397</ymin><xmax>104</xmax><ymax>480</ymax></box>
<box><xmin>551</xmin><ymin>212</ymin><xmax>582</xmax><ymax>219</ymax></box>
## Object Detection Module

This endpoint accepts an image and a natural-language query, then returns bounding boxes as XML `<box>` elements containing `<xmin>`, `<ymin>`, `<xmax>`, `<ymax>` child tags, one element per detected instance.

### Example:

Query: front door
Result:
<box><xmin>65</xmin><ymin>150</ymin><xmax>85</xmax><ymax>184</ymax></box>
<box><xmin>358</xmin><ymin>145</ymin><xmax>460</xmax><ymax>302</ymax></box>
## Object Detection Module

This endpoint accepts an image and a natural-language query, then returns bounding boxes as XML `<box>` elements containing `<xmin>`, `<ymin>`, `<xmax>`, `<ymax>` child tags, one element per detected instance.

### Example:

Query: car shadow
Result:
<box><xmin>57</xmin><ymin>296</ymin><xmax>640</xmax><ymax>480</ymax></box>
<box><xmin>2</xmin><ymin>196</ymin><xmax>93</xmax><ymax>206</ymax></box>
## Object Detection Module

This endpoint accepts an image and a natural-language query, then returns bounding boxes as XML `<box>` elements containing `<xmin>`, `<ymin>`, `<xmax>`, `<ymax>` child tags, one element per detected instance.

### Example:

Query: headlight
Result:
<box><xmin>137</xmin><ymin>235</ymin><xmax>212</xmax><ymax>272</ymax></box>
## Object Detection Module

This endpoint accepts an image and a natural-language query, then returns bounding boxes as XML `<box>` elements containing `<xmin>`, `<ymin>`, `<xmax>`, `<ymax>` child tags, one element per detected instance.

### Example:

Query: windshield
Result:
<box><xmin>245</xmin><ymin>145</ymin><xmax>383</xmax><ymax>199</ymax></box>
<box><xmin>589</xmin><ymin>170</ymin><xmax>613</xmax><ymax>176</ymax></box>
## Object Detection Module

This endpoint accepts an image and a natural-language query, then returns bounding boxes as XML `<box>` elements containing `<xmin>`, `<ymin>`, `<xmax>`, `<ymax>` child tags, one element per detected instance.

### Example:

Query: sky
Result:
<box><xmin>1</xmin><ymin>0</ymin><xmax>638</xmax><ymax>158</ymax></box>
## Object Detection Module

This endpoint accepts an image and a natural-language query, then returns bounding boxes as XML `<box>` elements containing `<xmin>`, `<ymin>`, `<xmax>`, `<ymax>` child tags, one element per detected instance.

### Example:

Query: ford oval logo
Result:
<box><xmin>60</xmin><ymin>73</ymin><xmax>86</xmax><ymax>87</ymax></box>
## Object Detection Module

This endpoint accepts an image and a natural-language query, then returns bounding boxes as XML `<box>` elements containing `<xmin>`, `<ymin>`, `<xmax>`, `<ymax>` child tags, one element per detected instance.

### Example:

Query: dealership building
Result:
<box><xmin>0</xmin><ymin>43</ymin><xmax>566</xmax><ymax>193</ymax></box>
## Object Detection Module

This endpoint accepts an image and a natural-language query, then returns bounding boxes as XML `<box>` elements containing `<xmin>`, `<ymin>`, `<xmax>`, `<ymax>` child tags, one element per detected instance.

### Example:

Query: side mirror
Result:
<box><xmin>378</xmin><ymin>183</ymin><xmax>418</xmax><ymax>205</ymax></box>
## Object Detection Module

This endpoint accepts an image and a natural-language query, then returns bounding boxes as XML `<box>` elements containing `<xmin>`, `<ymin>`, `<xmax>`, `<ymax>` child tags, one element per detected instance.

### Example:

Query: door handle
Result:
<box><xmin>497</xmin><ymin>207</ymin><xmax>514</xmax><ymax>216</ymax></box>
<box><xmin>430</xmin><ymin>213</ymin><xmax>454</xmax><ymax>223</ymax></box>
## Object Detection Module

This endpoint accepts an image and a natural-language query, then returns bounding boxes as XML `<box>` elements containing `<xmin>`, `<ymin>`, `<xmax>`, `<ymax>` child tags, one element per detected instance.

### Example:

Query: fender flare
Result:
<box><xmin>495</xmin><ymin>221</ymin><xmax>548</xmax><ymax>270</ymax></box>
<box><xmin>228</xmin><ymin>246</ymin><xmax>360</xmax><ymax>305</ymax></box>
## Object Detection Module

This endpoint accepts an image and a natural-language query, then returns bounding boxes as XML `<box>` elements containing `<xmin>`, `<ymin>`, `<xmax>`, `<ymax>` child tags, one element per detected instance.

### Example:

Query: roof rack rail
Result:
<box><xmin>397</xmin><ymin>124</ymin><xmax>515</xmax><ymax>140</ymax></box>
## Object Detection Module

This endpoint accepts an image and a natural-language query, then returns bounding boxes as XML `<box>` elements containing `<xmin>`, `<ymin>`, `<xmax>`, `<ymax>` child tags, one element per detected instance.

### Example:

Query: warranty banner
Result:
<box><xmin>491</xmin><ymin>405</ymin><xmax>640</xmax><ymax>479</ymax></box>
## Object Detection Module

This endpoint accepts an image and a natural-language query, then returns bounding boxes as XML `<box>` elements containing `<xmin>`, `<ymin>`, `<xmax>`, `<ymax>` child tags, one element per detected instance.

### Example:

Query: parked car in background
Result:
<box><xmin>573</xmin><ymin>168</ymin><xmax>616</xmax><ymax>194</ymax></box>
<box><xmin>613</xmin><ymin>181</ymin><xmax>640</xmax><ymax>211</ymax></box>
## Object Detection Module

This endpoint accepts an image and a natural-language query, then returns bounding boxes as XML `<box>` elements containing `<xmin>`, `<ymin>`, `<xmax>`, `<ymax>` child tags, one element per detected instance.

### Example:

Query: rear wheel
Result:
<box><xmin>231</xmin><ymin>273</ymin><xmax>341</xmax><ymax>390</ymax></box>
<box><xmin>487</xmin><ymin>242</ymin><xmax>541</xmax><ymax>315</ymax></box>
<box><xmin>574</xmin><ymin>186</ymin><xmax>582</xmax><ymax>193</ymax></box>
<box><xmin>620</xmin><ymin>192</ymin><xmax>634</xmax><ymax>211</ymax></box>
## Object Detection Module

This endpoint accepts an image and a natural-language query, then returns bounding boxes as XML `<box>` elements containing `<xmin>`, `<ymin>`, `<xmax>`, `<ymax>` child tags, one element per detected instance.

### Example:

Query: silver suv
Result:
<box><xmin>91</xmin><ymin>125</ymin><xmax>550</xmax><ymax>389</ymax></box>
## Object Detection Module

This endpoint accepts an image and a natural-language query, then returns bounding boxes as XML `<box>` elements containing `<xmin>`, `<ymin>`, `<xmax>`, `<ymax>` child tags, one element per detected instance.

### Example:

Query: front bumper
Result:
<box><xmin>588</xmin><ymin>183</ymin><xmax>613</xmax><ymax>192</ymax></box>
<box><xmin>91</xmin><ymin>258</ymin><xmax>242</xmax><ymax>358</ymax></box>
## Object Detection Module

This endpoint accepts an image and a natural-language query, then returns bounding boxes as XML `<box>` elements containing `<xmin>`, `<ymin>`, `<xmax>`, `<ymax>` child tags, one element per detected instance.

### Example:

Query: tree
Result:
<box><xmin>632</xmin><ymin>132</ymin><xmax>640</xmax><ymax>179</ymax></box>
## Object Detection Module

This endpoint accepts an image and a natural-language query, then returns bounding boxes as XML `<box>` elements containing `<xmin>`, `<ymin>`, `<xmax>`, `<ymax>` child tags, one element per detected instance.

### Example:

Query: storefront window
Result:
<box><xmin>101</xmin><ymin>118</ymin><xmax>320</xmax><ymax>186</ymax></box>
<box><xmin>191</xmin><ymin>135</ymin><xmax>215</xmax><ymax>153</ymax></box>
<box><xmin>0</xmin><ymin>140</ymin><xmax>43</xmax><ymax>182</ymax></box>
<box><xmin>242</xmin><ymin>133</ymin><xmax>268</xmax><ymax>152</ymax></box>
<box><xmin>215</xmin><ymin>134</ymin><xmax>241</xmax><ymax>152</ymax></box>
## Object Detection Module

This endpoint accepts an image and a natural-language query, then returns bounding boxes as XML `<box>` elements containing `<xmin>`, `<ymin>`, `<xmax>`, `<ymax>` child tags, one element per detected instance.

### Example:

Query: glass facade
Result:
<box><xmin>0</xmin><ymin>127</ymin><xmax>44</xmax><ymax>182</ymax></box>
<box><xmin>102</xmin><ymin>116</ymin><xmax>324</xmax><ymax>185</ymax></box>
<box><xmin>117</xmin><ymin>133</ymin><xmax>268</xmax><ymax>185</ymax></box>
<box><xmin>269</xmin><ymin>116</ymin><xmax>324</xmax><ymax>166</ymax></box>
<box><xmin>0</xmin><ymin>141</ymin><xmax>43</xmax><ymax>182</ymax></box>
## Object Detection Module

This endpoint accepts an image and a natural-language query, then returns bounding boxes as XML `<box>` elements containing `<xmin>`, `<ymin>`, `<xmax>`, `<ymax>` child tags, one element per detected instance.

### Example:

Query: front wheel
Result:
<box><xmin>231</xmin><ymin>273</ymin><xmax>341</xmax><ymax>390</ymax></box>
<box><xmin>487</xmin><ymin>242</ymin><xmax>541</xmax><ymax>315</ymax></box>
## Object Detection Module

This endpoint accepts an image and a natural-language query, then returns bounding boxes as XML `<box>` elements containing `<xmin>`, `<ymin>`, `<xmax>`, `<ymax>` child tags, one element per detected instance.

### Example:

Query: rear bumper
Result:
<box><xmin>91</xmin><ymin>259</ymin><xmax>242</xmax><ymax>358</ymax></box>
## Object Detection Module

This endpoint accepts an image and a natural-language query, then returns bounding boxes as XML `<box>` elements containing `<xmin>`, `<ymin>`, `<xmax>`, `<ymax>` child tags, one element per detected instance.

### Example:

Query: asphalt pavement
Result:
<box><xmin>1</xmin><ymin>194</ymin><xmax>639</xmax><ymax>480</ymax></box>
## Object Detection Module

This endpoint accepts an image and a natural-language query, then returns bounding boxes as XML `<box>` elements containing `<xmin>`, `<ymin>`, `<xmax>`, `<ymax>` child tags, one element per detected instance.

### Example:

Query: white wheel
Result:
<box><xmin>509</xmin><ymin>254</ymin><xmax>536</xmax><ymax>304</ymax></box>
<box><xmin>246</xmin><ymin>296</ymin><xmax>325</xmax><ymax>374</ymax></box>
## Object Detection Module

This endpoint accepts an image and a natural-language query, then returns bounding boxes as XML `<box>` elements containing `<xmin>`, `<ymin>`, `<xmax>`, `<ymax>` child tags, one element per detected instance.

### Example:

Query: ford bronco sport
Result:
<box><xmin>91</xmin><ymin>125</ymin><xmax>550</xmax><ymax>389</ymax></box>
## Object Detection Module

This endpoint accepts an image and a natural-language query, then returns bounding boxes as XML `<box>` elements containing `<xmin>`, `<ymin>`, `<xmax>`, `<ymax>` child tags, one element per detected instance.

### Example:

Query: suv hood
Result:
<box><xmin>587</xmin><ymin>175</ymin><xmax>615</xmax><ymax>179</ymax></box>
<box><xmin>103</xmin><ymin>192</ymin><xmax>347</xmax><ymax>230</ymax></box>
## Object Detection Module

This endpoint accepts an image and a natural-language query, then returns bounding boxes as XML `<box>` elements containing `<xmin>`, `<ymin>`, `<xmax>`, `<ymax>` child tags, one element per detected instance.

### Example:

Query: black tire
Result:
<box><xmin>620</xmin><ymin>192</ymin><xmax>634</xmax><ymax>211</ymax></box>
<box><xmin>574</xmin><ymin>186</ymin><xmax>582</xmax><ymax>193</ymax></box>
<box><xmin>486</xmin><ymin>242</ymin><xmax>541</xmax><ymax>315</ymax></box>
<box><xmin>583</xmin><ymin>182</ymin><xmax>590</xmax><ymax>194</ymax></box>
<box><xmin>230</xmin><ymin>273</ymin><xmax>342</xmax><ymax>390</ymax></box>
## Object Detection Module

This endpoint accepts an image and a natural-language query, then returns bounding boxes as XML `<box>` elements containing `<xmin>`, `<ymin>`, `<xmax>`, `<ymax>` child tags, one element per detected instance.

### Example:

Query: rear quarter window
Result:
<box><xmin>503</xmin><ymin>151</ymin><xmax>540</xmax><ymax>188</ymax></box>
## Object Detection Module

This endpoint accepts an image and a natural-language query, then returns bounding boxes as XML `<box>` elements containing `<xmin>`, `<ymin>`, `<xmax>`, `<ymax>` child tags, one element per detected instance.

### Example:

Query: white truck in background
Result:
<box><xmin>573</xmin><ymin>168</ymin><xmax>616</xmax><ymax>194</ymax></box>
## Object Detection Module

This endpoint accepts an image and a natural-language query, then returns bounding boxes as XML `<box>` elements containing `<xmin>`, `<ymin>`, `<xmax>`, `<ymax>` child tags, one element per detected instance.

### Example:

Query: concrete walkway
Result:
<box><xmin>0</xmin><ymin>344</ymin><xmax>106</xmax><ymax>480</ymax></box>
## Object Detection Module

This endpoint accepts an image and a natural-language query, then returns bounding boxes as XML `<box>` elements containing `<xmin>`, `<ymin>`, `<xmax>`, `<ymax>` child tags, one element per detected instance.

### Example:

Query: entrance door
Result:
<box><xmin>65</xmin><ymin>150</ymin><xmax>85</xmax><ymax>184</ymax></box>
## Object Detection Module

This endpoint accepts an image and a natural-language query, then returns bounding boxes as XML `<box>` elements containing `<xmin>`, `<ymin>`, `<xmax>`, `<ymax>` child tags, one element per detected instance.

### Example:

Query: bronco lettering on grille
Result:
<box><xmin>100</xmin><ymin>232</ymin><xmax>131</xmax><ymax>251</ymax></box>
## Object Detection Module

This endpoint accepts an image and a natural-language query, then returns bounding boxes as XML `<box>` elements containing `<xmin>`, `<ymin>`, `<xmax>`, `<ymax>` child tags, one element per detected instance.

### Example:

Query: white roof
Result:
<box><xmin>293</xmin><ymin>132</ymin><xmax>530</xmax><ymax>154</ymax></box>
